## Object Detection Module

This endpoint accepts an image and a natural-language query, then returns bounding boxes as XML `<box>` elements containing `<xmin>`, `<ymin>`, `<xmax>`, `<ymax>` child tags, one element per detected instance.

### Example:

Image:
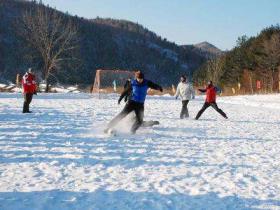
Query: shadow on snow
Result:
<box><xmin>0</xmin><ymin>190</ymin><xmax>279</xmax><ymax>210</ymax></box>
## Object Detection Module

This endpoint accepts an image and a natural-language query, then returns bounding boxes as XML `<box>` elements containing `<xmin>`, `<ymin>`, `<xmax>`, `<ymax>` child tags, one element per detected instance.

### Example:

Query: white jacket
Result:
<box><xmin>175</xmin><ymin>82</ymin><xmax>195</xmax><ymax>100</ymax></box>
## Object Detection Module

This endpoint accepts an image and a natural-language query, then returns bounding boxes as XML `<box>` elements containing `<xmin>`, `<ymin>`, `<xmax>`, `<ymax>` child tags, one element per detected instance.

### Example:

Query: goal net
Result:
<box><xmin>92</xmin><ymin>69</ymin><xmax>135</xmax><ymax>93</ymax></box>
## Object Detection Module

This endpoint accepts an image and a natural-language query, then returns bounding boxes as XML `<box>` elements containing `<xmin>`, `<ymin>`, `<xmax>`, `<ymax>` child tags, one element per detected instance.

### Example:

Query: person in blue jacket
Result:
<box><xmin>105</xmin><ymin>71</ymin><xmax>163</xmax><ymax>134</ymax></box>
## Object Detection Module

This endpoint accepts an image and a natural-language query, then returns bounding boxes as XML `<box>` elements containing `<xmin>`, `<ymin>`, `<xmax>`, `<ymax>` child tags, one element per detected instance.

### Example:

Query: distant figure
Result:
<box><xmin>113</xmin><ymin>80</ymin><xmax>117</xmax><ymax>92</ymax></box>
<box><xmin>22</xmin><ymin>68</ymin><xmax>37</xmax><ymax>113</ymax></box>
<box><xmin>105</xmin><ymin>71</ymin><xmax>163</xmax><ymax>134</ymax></box>
<box><xmin>175</xmin><ymin>75</ymin><xmax>195</xmax><ymax>119</ymax></box>
<box><xmin>195</xmin><ymin>81</ymin><xmax>227</xmax><ymax>120</ymax></box>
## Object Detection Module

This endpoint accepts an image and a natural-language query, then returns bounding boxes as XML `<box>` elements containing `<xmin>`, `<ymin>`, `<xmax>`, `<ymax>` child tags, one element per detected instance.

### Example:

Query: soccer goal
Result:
<box><xmin>92</xmin><ymin>69</ymin><xmax>135</xmax><ymax>93</ymax></box>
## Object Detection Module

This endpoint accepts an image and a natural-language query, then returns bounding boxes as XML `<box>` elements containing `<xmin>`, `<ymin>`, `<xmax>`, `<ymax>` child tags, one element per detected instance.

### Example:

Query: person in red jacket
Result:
<box><xmin>195</xmin><ymin>81</ymin><xmax>227</xmax><ymax>120</ymax></box>
<box><xmin>22</xmin><ymin>68</ymin><xmax>37</xmax><ymax>113</ymax></box>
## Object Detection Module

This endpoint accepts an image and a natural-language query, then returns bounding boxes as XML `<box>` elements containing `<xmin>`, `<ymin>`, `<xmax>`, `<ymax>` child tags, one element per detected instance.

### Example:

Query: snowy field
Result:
<box><xmin>0</xmin><ymin>93</ymin><xmax>280</xmax><ymax>210</ymax></box>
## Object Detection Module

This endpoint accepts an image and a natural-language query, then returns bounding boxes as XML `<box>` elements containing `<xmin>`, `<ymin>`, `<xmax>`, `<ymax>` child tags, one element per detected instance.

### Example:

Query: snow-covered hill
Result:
<box><xmin>0</xmin><ymin>93</ymin><xmax>280</xmax><ymax>209</ymax></box>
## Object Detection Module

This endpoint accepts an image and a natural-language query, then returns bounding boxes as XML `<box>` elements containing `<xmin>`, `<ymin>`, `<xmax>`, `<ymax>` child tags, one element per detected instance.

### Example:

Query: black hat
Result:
<box><xmin>181</xmin><ymin>75</ymin><xmax>187</xmax><ymax>82</ymax></box>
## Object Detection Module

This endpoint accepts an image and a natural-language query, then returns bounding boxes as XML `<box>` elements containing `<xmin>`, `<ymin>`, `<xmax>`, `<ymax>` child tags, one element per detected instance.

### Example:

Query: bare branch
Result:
<box><xmin>18</xmin><ymin>4</ymin><xmax>79</xmax><ymax>92</ymax></box>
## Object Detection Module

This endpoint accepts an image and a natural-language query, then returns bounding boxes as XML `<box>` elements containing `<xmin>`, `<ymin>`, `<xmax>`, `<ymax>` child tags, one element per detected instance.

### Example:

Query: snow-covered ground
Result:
<box><xmin>0</xmin><ymin>93</ymin><xmax>280</xmax><ymax>210</ymax></box>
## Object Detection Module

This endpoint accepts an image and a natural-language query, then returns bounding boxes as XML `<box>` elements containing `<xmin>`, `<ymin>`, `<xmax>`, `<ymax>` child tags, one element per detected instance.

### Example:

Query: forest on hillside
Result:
<box><xmin>0</xmin><ymin>0</ymin><xmax>205</xmax><ymax>90</ymax></box>
<box><xmin>2</xmin><ymin>0</ymin><xmax>278</xmax><ymax>94</ymax></box>
<box><xmin>194</xmin><ymin>25</ymin><xmax>280</xmax><ymax>93</ymax></box>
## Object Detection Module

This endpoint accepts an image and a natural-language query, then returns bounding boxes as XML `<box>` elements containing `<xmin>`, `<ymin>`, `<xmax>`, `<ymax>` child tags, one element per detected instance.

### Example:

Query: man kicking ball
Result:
<box><xmin>195</xmin><ymin>81</ymin><xmax>228</xmax><ymax>120</ymax></box>
<box><xmin>104</xmin><ymin>71</ymin><xmax>163</xmax><ymax>134</ymax></box>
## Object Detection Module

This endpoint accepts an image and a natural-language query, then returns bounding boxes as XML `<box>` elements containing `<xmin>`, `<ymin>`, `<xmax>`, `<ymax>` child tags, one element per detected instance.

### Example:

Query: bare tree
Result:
<box><xmin>193</xmin><ymin>56</ymin><xmax>226</xmax><ymax>86</ymax></box>
<box><xmin>19</xmin><ymin>3</ymin><xmax>79</xmax><ymax>92</ymax></box>
<box><xmin>262</xmin><ymin>33</ymin><xmax>280</xmax><ymax>92</ymax></box>
<box><xmin>204</xmin><ymin>57</ymin><xmax>225</xmax><ymax>84</ymax></box>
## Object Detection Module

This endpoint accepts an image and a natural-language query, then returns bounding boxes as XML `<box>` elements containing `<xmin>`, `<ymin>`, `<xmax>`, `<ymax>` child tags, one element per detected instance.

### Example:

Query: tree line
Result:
<box><xmin>194</xmin><ymin>25</ymin><xmax>280</xmax><ymax>93</ymax></box>
<box><xmin>0</xmin><ymin>0</ymin><xmax>205</xmax><ymax>92</ymax></box>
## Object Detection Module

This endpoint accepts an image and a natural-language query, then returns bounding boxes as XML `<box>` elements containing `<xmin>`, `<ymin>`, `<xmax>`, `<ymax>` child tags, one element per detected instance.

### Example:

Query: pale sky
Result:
<box><xmin>42</xmin><ymin>0</ymin><xmax>280</xmax><ymax>50</ymax></box>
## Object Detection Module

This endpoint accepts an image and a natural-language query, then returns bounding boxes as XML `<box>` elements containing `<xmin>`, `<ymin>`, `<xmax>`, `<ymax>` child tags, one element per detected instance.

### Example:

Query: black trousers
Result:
<box><xmin>180</xmin><ymin>100</ymin><xmax>189</xmax><ymax>119</ymax></box>
<box><xmin>195</xmin><ymin>102</ymin><xmax>227</xmax><ymax>120</ymax></box>
<box><xmin>23</xmin><ymin>93</ymin><xmax>33</xmax><ymax>113</ymax></box>
<box><xmin>107</xmin><ymin>100</ymin><xmax>144</xmax><ymax>133</ymax></box>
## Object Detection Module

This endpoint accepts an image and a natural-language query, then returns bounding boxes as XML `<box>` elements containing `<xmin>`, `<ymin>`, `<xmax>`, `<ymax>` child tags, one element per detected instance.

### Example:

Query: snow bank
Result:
<box><xmin>0</xmin><ymin>83</ymin><xmax>7</xmax><ymax>88</ymax></box>
<box><xmin>220</xmin><ymin>94</ymin><xmax>280</xmax><ymax>110</ymax></box>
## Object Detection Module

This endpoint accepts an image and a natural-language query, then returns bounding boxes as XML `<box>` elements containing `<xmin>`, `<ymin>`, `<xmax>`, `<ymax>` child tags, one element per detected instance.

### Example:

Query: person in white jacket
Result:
<box><xmin>175</xmin><ymin>75</ymin><xmax>195</xmax><ymax>119</ymax></box>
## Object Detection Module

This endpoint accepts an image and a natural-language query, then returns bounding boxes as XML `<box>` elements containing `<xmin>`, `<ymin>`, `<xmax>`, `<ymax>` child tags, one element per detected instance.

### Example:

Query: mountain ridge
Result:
<box><xmin>0</xmin><ymin>0</ymin><xmax>207</xmax><ymax>85</ymax></box>
<box><xmin>181</xmin><ymin>41</ymin><xmax>223</xmax><ymax>59</ymax></box>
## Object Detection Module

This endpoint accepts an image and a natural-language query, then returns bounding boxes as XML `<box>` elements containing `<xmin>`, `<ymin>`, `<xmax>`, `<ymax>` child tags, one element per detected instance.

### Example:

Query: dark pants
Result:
<box><xmin>180</xmin><ymin>100</ymin><xmax>189</xmax><ymax>119</ymax></box>
<box><xmin>195</xmin><ymin>102</ymin><xmax>227</xmax><ymax>120</ymax></box>
<box><xmin>23</xmin><ymin>93</ymin><xmax>33</xmax><ymax>113</ymax></box>
<box><xmin>107</xmin><ymin>100</ymin><xmax>144</xmax><ymax>133</ymax></box>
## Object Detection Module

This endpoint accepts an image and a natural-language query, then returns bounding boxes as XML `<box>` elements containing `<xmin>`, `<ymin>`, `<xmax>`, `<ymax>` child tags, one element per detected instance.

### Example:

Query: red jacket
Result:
<box><xmin>22</xmin><ymin>72</ymin><xmax>36</xmax><ymax>94</ymax></box>
<box><xmin>206</xmin><ymin>86</ymin><xmax>216</xmax><ymax>103</ymax></box>
<box><xmin>199</xmin><ymin>85</ymin><xmax>218</xmax><ymax>103</ymax></box>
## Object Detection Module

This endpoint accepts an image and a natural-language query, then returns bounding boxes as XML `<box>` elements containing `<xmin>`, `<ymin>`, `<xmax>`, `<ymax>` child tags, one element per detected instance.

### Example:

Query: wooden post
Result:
<box><xmin>172</xmin><ymin>84</ymin><xmax>176</xmax><ymax>95</ymax></box>
<box><xmin>278</xmin><ymin>67</ymin><xmax>280</xmax><ymax>93</ymax></box>
<box><xmin>16</xmin><ymin>74</ymin><xmax>20</xmax><ymax>87</ymax></box>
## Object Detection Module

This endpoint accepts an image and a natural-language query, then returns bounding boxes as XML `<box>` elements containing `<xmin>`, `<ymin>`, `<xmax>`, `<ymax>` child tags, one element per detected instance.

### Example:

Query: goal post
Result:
<box><xmin>92</xmin><ymin>69</ymin><xmax>135</xmax><ymax>93</ymax></box>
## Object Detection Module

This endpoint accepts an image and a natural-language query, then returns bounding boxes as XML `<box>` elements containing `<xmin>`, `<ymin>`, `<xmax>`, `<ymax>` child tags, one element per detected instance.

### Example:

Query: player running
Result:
<box><xmin>104</xmin><ymin>71</ymin><xmax>163</xmax><ymax>134</ymax></box>
<box><xmin>195</xmin><ymin>81</ymin><xmax>228</xmax><ymax>120</ymax></box>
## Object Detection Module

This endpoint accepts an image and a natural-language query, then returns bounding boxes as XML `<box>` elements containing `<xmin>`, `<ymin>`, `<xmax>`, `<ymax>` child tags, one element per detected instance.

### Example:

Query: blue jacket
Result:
<box><xmin>119</xmin><ymin>79</ymin><xmax>162</xmax><ymax>104</ymax></box>
<box><xmin>131</xmin><ymin>79</ymin><xmax>149</xmax><ymax>103</ymax></box>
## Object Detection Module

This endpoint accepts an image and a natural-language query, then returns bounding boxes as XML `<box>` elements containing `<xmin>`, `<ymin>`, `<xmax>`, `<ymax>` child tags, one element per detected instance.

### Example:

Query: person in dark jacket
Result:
<box><xmin>22</xmin><ymin>68</ymin><xmax>37</xmax><ymax>113</ymax></box>
<box><xmin>105</xmin><ymin>71</ymin><xmax>163</xmax><ymax>134</ymax></box>
<box><xmin>121</xmin><ymin>78</ymin><xmax>132</xmax><ymax>103</ymax></box>
<box><xmin>118</xmin><ymin>78</ymin><xmax>160</xmax><ymax>127</ymax></box>
<box><xmin>195</xmin><ymin>81</ymin><xmax>228</xmax><ymax>120</ymax></box>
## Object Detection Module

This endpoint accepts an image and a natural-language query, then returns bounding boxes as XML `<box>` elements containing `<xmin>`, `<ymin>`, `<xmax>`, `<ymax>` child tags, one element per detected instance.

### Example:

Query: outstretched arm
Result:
<box><xmin>147</xmin><ymin>80</ymin><xmax>163</xmax><ymax>92</ymax></box>
<box><xmin>198</xmin><ymin>88</ymin><xmax>206</xmax><ymax>93</ymax></box>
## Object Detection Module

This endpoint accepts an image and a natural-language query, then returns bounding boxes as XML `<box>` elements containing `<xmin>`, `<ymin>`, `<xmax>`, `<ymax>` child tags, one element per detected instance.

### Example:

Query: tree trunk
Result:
<box><xmin>45</xmin><ymin>80</ymin><xmax>50</xmax><ymax>93</ymax></box>
<box><xmin>249</xmin><ymin>73</ymin><xmax>254</xmax><ymax>94</ymax></box>
<box><xmin>44</xmin><ymin>70</ymin><xmax>49</xmax><ymax>93</ymax></box>
<box><xmin>271</xmin><ymin>73</ymin><xmax>274</xmax><ymax>93</ymax></box>
<box><xmin>278</xmin><ymin>68</ymin><xmax>280</xmax><ymax>93</ymax></box>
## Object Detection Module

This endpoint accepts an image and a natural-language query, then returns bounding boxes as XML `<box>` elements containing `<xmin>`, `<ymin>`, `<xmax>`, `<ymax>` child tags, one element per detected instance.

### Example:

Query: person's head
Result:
<box><xmin>180</xmin><ymin>75</ymin><xmax>187</xmax><ymax>83</ymax></box>
<box><xmin>135</xmin><ymin>70</ymin><xmax>144</xmax><ymax>83</ymax></box>
<box><xmin>28</xmin><ymin>68</ymin><xmax>33</xmax><ymax>74</ymax></box>
<box><xmin>207</xmin><ymin>80</ymin><xmax>213</xmax><ymax>87</ymax></box>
